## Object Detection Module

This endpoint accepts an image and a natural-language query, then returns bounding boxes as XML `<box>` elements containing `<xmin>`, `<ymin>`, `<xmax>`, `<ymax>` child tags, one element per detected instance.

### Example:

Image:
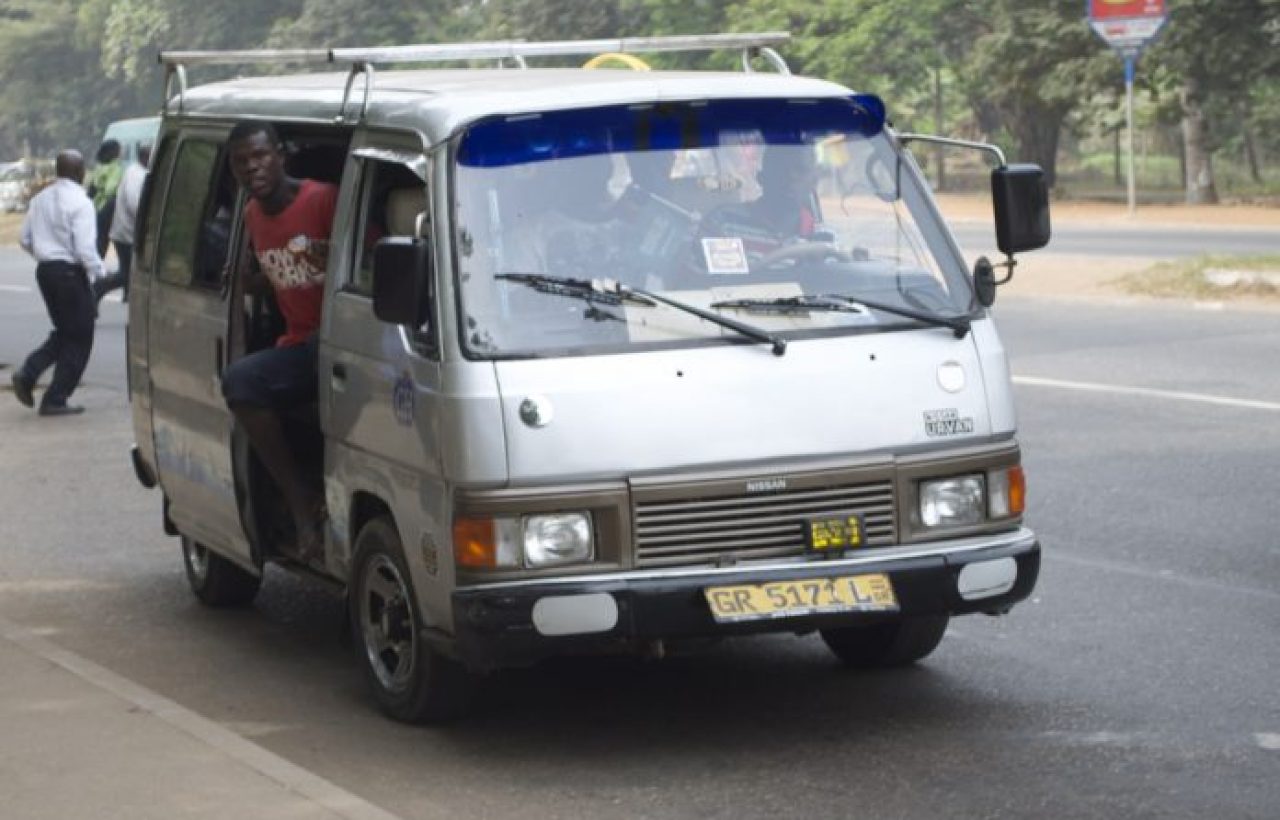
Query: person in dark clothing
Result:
<box><xmin>10</xmin><ymin>150</ymin><xmax>105</xmax><ymax>416</ymax></box>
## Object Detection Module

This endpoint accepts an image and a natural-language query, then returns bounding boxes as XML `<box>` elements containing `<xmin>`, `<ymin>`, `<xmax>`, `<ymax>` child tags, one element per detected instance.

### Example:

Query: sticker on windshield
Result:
<box><xmin>924</xmin><ymin>408</ymin><xmax>974</xmax><ymax>437</ymax></box>
<box><xmin>701</xmin><ymin>237</ymin><xmax>750</xmax><ymax>275</ymax></box>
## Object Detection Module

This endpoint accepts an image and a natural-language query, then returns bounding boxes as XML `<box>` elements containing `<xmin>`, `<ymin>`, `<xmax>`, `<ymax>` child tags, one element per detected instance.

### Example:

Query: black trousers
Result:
<box><xmin>95</xmin><ymin>195</ymin><xmax>116</xmax><ymax>258</ymax></box>
<box><xmin>19</xmin><ymin>261</ymin><xmax>96</xmax><ymax>408</ymax></box>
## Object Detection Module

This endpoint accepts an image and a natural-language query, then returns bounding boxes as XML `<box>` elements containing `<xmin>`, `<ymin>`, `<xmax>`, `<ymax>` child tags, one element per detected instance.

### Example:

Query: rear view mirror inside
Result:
<box><xmin>992</xmin><ymin>164</ymin><xmax>1051</xmax><ymax>255</ymax></box>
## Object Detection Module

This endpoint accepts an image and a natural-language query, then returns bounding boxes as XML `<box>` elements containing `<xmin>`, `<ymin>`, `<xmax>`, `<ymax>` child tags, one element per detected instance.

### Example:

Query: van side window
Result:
<box><xmin>155</xmin><ymin>140</ymin><xmax>227</xmax><ymax>291</ymax></box>
<box><xmin>136</xmin><ymin>137</ymin><xmax>176</xmax><ymax>275</ymax></box>
<box><xmin>351</xmin><ymin>159</ymin><xmax>426</xmax><ymax>296</ymax></box>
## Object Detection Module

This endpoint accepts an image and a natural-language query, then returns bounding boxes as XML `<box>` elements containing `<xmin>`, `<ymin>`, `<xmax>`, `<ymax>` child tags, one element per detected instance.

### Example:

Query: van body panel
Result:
<box><xmin>326</xmin><ymin>437</ymin><xmax>456</xmax><ymax>632</ymax></box>
<box><xmin>492</xmin><ymin>330</ymin><xmax>990</xmax><ymax>483</ymax></box>
<box><xmin>149</xmin><ymin>283</ymin><xmax>250</xmax><ymax>560</ymax></box>
<box><xmin>970</xmin><ymin>316</ymin><xmax>1017</xmax><ymax>435</ymax></box>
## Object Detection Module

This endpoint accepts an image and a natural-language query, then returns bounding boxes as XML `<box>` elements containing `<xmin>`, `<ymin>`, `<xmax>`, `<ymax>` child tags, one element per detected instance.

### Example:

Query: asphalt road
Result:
<box><xmin>951</xmin><ymin>221</ymin><xmax>1278</xmax><ymax>258</ymax></box>
<box><xmin>1</xmin><ymin>238</ymin><xmax>1278</xmax><ymax>819</ymax></box>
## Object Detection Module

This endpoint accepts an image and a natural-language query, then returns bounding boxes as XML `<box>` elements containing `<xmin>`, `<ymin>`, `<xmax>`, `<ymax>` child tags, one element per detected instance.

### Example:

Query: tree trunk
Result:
<box><xmin>1241</xmin><ymin>117</ymin><xmax>1262</xmax><ymax>185</ymax></box>
<box><xmin>1013</xmin><ymin>110</ymin><xmax>1063</xmax><ymax>189</ymax></box>
<box><xmin>1180</xmin><ymin>78</ymin><xmax>1218</xmax><ymax>205</ymax></box>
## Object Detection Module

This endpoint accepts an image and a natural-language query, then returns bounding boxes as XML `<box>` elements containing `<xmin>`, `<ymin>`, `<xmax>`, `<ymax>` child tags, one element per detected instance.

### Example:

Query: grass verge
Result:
<box><xmin>1117</xmin><ymin>254</ymin><xmax>1280</xmax><ymax>303</ymax></box>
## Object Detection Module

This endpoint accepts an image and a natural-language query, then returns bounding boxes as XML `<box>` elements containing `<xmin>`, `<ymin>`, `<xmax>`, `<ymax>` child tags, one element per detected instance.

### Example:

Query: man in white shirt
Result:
<box><xmin>94</xmin><ymin>144</ymin><xmax>151</xmax><ymax>304</ymax></box>
<box><xmin>10</xmin><ymin>150</ymin><xmax>104</xmax><ymax>416</ymax></box>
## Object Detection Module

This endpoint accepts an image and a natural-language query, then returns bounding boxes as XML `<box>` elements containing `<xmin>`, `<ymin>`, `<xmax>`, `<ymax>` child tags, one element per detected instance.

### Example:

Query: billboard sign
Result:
<box><xmin>1088</xmin><ymin>0</ymin><xmax>1168</xmax><ymax>55</ymax></box>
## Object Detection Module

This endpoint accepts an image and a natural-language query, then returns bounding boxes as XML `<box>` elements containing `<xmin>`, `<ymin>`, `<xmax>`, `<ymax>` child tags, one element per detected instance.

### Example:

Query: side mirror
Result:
<box><xmin>372</xmin><ymin>236</ymin><xmax>433</xmax><ymax>326</ymax></box>
<box><xmin>992</xmin><ymin>164</ymin><xmax>1051</xmax><ymax>255</ymax></box>
<box><xmin>973</xmin><ymin>256</ymin><xmax>997</xmax><ymax>308</ymax></box>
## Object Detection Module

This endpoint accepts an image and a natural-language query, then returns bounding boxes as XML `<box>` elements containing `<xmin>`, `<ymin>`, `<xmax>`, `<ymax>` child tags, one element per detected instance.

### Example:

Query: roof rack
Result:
<box><xmin>158</xmin><ymin>32</ymin><xmax>792</xmax><ymax>120</ymax></box>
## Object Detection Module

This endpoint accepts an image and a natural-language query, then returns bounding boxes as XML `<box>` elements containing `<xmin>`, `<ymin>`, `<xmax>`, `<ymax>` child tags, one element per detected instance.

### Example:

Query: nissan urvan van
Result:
<box><xmin>128</xmin><ymin>33</ymin><xmax>1049</xmax><ymax>723</ymax></box>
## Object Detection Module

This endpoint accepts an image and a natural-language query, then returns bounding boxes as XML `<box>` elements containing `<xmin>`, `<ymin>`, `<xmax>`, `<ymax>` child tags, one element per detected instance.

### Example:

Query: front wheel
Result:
<box><xmin>181</xmin><ymin>536</ymin><xmax>261</xmax><ymax>607</ymax></box>
<box><xmin>820</xmin><ymin>614</ymin><xmax>949</xmax><ymax>669</ymax></box>
<box><xmin>350</xmin><ymin>516</ymin><xmax>472</xmax><ymax>724</ymax></box>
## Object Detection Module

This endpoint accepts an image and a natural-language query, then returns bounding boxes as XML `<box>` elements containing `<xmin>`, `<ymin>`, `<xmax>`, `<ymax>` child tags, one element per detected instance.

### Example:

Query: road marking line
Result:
<box><xmin>0</xmin><ymin>284</ymin><xmax>32</xmax><ymax>293</ymax></box>
<box><xmin>1256</xmin><ymin>733</ymin><xmax>1280</xmax><ymax>751</ymax></box>
<box><xmin>0</xmin><ymin>615</ymin><xmax>413</xmax><ymax>820</ymax></box>
<box><xmin>1013</xmin><ymin>375</ymin><xmax>1280</xmax><ymax>412</ymax></box>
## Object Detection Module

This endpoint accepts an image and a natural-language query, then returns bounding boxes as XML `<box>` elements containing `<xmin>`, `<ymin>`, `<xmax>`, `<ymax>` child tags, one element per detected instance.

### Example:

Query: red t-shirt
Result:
<box><xmin>244</xmin><ymin>179</ymin><xmax>339</xmax><ymax>347</ymax></box>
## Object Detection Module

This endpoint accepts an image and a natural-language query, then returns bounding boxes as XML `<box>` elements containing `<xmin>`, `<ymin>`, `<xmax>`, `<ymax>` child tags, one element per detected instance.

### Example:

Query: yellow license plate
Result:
<box><xmin>704</xmin><ymin>574</ymin><xmax>898</xmax><ymax>623</ymax></box>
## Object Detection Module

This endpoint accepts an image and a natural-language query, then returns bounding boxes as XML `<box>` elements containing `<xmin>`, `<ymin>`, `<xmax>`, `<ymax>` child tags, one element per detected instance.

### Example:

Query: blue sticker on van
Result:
<box><xmin>393</xmin><ymin>372</ymin><xmax>415</xmax><ymax>426</ymax></box>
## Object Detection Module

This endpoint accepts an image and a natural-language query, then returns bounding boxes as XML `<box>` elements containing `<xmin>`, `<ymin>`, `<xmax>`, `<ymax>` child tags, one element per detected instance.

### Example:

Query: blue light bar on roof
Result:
<box><xmin>458</xmin><ymin>95</ymin><xmax>886</xmax><ymax>168</ymax></box>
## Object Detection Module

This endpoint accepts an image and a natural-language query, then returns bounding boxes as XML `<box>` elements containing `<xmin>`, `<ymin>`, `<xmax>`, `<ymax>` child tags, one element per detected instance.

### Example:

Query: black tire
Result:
<box><xmin>820</xmin><ymin>614</ymin><xmax>950</xmax><ymax>669</ymax></box>
<box><xmin>181</xmin><ymin>536</ymin><xmax>262</xmax><ymax>608</ymax></box>
<box><xmin>349</xmin><ymin>516</ymin><xmax>472</xmax><ymax>724</ymax></box>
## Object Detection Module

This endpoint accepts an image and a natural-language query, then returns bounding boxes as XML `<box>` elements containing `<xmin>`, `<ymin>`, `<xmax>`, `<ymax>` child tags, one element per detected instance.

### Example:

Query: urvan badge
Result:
<box><xmin>924</xmin><ymin>408</ymin><xmax>974</xmax><ymax>437</ymax></box>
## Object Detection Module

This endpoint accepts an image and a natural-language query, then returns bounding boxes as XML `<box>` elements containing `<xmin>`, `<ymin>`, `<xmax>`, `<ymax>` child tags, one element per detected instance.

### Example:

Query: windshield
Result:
<box><xmin>453</xmin><ymin>98</ymin><xmax>971</xmax><ymax>358</ymax></box>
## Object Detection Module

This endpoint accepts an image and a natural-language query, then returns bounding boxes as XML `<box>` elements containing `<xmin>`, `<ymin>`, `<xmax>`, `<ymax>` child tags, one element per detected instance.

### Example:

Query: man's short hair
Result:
<box><xmin>96</xmin><ymin>139</ymin><xmax>121</xmax><ymax>163</ymax></box>
<box><xmin>228</xmin><ymin>120</ymin><xmax>281</xmax><ymax>149</ymax></box>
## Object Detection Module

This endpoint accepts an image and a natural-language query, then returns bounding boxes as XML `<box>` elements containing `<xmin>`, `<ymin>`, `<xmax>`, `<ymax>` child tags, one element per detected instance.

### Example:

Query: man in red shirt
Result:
<box><xmin>222</xmin><ymin>121</ymin><xmax>337</xmax><ymax>564</ymax></box>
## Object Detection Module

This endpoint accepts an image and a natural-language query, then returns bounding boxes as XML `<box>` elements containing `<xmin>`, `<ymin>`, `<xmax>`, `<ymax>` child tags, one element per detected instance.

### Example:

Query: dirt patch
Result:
<box><xmin>0</xmin><ymin>213</ymin><xmax>21</xmax><ymax>246</ymax></box>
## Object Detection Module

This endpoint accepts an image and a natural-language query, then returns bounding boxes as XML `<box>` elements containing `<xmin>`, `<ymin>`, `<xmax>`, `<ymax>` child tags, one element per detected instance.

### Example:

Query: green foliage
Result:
<box><xmin>0</xmin><ymin>0</ymin><xmax>1274</xmax><ymax>205</ymax></box>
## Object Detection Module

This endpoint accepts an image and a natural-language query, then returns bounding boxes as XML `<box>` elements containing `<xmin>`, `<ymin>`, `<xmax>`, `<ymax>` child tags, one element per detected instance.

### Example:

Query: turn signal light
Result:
<box><xmin>1008</xmin><ymin>465</ymin><xmax>1026</xmax><ymax>516</ymax></box>
<box><xmin>454</xmin><ymin>517</ymin><xmax>497</xmax><ymax>568</ymax></box>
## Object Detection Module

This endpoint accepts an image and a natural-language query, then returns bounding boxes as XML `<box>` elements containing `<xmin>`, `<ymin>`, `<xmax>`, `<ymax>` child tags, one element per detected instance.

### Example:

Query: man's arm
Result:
<box><xmin>19</xmin><ymin>208</ymin><xmax>33</xmax><ymax>256</ymax></box>
<box><xmin>238</xmin><ymin>240</ymin><xmax>271</xmax><ymax>296</ymax></box>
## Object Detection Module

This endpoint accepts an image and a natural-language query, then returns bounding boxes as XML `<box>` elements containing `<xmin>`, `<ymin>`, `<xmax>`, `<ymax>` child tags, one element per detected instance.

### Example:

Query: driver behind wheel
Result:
<box><xmin>699</xmin><ymin>142</ymin><xmax>825</xmax><ymax>261</ymax></box>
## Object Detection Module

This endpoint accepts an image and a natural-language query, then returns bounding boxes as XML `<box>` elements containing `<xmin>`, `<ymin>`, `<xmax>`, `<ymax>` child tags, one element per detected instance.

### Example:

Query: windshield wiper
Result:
<box><xmin>625</xmin><ymin>285</ymin><xmax>788</xmax><ymax>356</ymax></box>
<box><xmin>711</xmin><ymin>294</ymin><xmax>971</xmax><ymax>339</ymax></box>
<box><xmin>497</xmin><ymin>273</ymin><xmax>788</xmax><ymax>356</ymax></box>
<box><xmin>496</xmin><ymin>273</ymin><xmax>655</xmax><ymax>308</ymax></box>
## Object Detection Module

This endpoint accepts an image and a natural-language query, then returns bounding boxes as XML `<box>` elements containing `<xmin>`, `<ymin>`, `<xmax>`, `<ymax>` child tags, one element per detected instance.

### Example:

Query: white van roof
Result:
<box><xmin>177</xmin><ymin>68</ymin><xmax>854</xmax><ymax>144</ymax></box>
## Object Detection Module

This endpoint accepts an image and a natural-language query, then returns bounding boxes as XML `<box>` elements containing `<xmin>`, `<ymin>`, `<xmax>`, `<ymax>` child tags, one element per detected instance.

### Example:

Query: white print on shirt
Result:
<box><xmin>257</xmin><ymin>241</ymin><xmax>325</xmax><ymax>290</ymax></box>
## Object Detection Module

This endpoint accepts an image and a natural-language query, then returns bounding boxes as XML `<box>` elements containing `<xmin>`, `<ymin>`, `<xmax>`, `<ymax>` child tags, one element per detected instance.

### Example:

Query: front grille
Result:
<box><xmin>633</xmin><ymin>481</ymin><xmax>897</xmax><ymax>568</ymax></box>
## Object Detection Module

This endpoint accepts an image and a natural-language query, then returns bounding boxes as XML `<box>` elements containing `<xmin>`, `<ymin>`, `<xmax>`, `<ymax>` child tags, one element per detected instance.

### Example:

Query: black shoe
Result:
<box><xmin>38</xmin><ymin>404</ymin><xmax>85</xmax><ymax>417</ymax></box>
<box><xmin>11</xmin><ymin>373</ymin><xmax>34</xmax><ymax>408</ymax></box>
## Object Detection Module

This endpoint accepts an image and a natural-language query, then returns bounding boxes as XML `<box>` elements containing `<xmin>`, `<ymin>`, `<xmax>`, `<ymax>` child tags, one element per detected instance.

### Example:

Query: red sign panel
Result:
<box><xmin>1088</xmin><ymin>0</ymin><xmax>1168</xmax><ymax>54</ymax></box>
<box><xmin>1089</xmin><ymin>0</ymin><xmax>1166</xmax><ymax>20</ymax></box>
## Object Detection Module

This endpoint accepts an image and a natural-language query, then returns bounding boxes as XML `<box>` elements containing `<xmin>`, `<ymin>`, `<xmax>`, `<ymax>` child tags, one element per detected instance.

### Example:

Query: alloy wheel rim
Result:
<box><xmin>359</xmin><ymin>553</ymin><xmax>417</xmax><ymax>693</ymax></box>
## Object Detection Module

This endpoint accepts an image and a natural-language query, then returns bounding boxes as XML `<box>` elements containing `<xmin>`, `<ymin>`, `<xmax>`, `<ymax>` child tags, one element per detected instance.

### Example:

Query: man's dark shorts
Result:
<box><xmin>221</xmin><ymin>337</ymin><xmax>318</xmax><ymax>409</ymax></box>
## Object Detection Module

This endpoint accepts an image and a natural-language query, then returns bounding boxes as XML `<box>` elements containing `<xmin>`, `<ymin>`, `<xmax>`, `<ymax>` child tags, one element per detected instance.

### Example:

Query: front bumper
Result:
<box><xmin>449</xmin><ymin>527</ymin><xmax>1039</xmax><ymax>671</ymax></box>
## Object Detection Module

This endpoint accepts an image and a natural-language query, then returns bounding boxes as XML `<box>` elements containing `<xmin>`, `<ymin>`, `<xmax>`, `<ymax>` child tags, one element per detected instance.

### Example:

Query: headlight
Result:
<box><xmin>523</xmin><ymin>513</ymin><xmax>594</xmax><ymax>567</ymax></box>
<box><xmin>454</xmin><ymin>512</ymin><xmax>595</xmax><ymax>569</ymax></box>
<box><xmin>919</xmin><ymin>475</ymin><xmax>985</xmax><ymax>529</ymax></box>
